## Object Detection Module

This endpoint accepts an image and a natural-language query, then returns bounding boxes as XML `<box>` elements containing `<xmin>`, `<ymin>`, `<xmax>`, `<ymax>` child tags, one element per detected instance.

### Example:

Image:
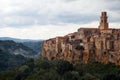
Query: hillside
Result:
<box><xmin>0</xmin><ymin>37</ymin><xmax>42</xmax><ymax>42</ymax></box>
<box><xmin>0</xmin><ymin>59</ymin><xmax>120</xmax><ymax>80</ymax></box>
<box><xmin>23</xmin><ymin>41</ymin><xmax>43</xmax><ymax>53</ymax></box>
<box><xmin>0</xmin><ymin>40</ymin><xmax>41</xmax><ymax>71</ymax></box>
<box><xmin>0</xmin><ymin>40</ymin><xmax>37</xmax><ymax>58</ymax></box>
<box><xmin>0</xmin><ymin>49</ymin><xmax>26</xmax><ymax>71</ymax></box>
<box><xmin>0</xmin><ymin>37</ymin><xmax>43</xmax><ymax>56</ymax></box>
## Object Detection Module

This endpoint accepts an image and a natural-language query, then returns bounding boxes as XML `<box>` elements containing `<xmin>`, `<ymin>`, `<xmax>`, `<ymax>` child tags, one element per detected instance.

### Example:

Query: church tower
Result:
<box><xmin>99</xmin><ymin>12</ymin><xmax>109</xmax><ymax>30</ymax></box>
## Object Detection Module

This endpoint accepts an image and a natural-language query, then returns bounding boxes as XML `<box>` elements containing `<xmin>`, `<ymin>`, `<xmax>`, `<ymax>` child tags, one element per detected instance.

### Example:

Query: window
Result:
<box><xmin>111</xmin><ymin>55</ymin><xmax>113</xmax><ymax>58</ymax></box>
<box><xmin>104</xmin><ymin>52</ymin><xmax>106</xmax><ymax>55</ymax></box>
<box><xmin>101</xmin><ymin>20</ymin><xmax>103</xmax><ymax>22</ymax></box>
<box><xmin>71</xmin><ymin>35</ymin><xmax>75</xmax><ymax>39</ymax></box>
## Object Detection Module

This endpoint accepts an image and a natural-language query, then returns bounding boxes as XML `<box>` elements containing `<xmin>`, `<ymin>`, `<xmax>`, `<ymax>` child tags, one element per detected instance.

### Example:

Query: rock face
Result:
<box><xmin>42</xmin><ymin>12</ymin><xmax>120</xmax><ymax>65</ymax></box>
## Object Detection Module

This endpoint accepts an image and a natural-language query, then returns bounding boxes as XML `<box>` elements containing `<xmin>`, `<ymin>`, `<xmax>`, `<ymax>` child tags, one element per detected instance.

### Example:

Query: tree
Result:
<box><xmin>103</xmin><ymin>74</ymin><xmax>120</xmax><ymax>80</ymax></box>
<box><xmin>56</xmin><ymin>60</ymin><xmax>73</xmax><ymax>75</ymax></box>
<box><xmin>36</xmin><ymin>59</ymin><xmax>51</xmax><ymax>70</ymax></box>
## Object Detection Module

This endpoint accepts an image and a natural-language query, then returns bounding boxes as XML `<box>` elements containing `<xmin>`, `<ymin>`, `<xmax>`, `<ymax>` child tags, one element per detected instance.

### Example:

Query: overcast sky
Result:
<box><xmin>0</xmin><ymin>0</ymin><xmax>120</xmax><ymax>40</ymax></box>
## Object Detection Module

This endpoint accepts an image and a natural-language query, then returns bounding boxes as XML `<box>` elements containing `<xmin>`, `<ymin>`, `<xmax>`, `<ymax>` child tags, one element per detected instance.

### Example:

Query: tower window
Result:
<box><xmin>101</xmin><ymin>20</ymin><xmax>103</xmax><ymax>22</ymax></box>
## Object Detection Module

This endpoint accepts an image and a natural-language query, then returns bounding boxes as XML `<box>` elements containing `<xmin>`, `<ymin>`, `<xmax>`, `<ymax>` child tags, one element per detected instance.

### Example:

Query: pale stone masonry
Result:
<box><xmin>42</xmin><ymin>12</ymin><xmax>120</xmax><ymax>65</ymax></box>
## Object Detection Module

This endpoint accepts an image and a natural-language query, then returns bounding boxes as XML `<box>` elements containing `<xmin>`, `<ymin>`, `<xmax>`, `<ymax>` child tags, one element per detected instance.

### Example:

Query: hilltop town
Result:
<box><xmin>42</xmin><ymin>12</ymin><xmax>120</xmax><ymax>65</ymax></box>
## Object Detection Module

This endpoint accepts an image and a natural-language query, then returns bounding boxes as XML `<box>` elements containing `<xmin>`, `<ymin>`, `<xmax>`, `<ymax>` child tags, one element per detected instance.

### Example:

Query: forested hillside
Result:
<box><xmin>0</xmin><ymin>49</ymin><xmax>26</xmax><ymax>71</ymax></box>
<box><xmin>0</xmin><ymin>59</ymin><xmax>120</xmax><ymax>80</ymax></box>
<box><xmin>0</xmin><ymin>40</ymin><xmax>38</xmax><ymax>71</ymax></box>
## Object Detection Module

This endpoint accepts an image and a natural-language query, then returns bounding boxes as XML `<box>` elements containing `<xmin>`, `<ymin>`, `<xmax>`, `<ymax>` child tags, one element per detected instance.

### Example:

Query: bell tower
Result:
<box><xmin>99</xmin><ymin>12</ymin><xmax>109</xmax><ymax>30</ymax></box>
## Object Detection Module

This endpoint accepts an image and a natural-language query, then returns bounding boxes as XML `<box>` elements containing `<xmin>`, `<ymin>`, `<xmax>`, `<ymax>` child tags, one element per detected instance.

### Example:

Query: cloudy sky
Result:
<box><xmin>0</xmin><ymin>0</ymin><xmax>120</xmax><ymax>40</ymax></box>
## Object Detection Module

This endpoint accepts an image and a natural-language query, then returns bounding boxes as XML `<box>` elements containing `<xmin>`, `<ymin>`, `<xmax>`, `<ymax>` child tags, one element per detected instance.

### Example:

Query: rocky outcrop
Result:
<box><xmin>42</xmin><ymin>12</ymin><xmax>120</xmax><ymax>65</ymax></box>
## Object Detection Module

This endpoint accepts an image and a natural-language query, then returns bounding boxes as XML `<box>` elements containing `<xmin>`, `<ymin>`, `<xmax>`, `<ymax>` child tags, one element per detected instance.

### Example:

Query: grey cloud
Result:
<box><xmin>0</xmin><ymin>17</ymin><xmax>35</xmax><ymax>27</ymax></box>
<box><xmin>107</xmin><ymin>0</ymin><xmax>120</xmax><ymax>11</ymax></box>
<box><xmin>0</xmin><ymin>9</ymin><xmax>42</xmax><ymax>27</ymax></box>
<box><xmin>0</xmin><ymin>10</ymin><xmax>118</xmax><ymax>27</ymax></box>
<box><xmin>53</xmin><ymin>13</ymin><xmax>98</xmax><ymax>24</ymax></box>
<box><xmin>63</xmin><ymin>0</ymin><xmax>79</xmax><ymax>2</ymax></box>
<box><xmin>0</xmin><ymin>8</ymin><xmax>99</xmax><ymax>27</ymax></box>
<box><xmin>0</xmin><ymin>0</ymin><xmax>119</xmax><ymax>27</ymax></box>
<box><xmin>108</xmin><ymin>6</ymin><xmax>120</xmax><ymax>11</ymax></box>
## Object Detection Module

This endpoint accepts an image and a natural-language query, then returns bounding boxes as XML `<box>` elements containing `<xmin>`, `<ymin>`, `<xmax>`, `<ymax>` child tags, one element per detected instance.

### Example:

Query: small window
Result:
<box><xmin>79</xmin><ymin>39</ymin><xmax>82</xmax><ymax>43</ymax></box>
<box><xmin>104</xmin><ymin>52</ymin><xmax>106</xmax><ymax>55</ymax></box>
<box><xmin>71</xmin><ymin>35</ymin><xmax>75</xmax><ymax>39</ymax></box>
<box><xmin>111</xmin><ymin>55</ymin><xmax>113</xmax><ymax>58</ymax></box>
<box><xmin>117</xmin><ymin>60</ymin><xmax>119</xmax><ymax>63</ymax></box>
<box><xmin>101</xmin><ymin>20</ymin><xmax>103</xmax><ymax>22</ymax></box>
<box><xmin>58</xmin><ymin>49</ymin><xmax>62</xmax><ymax>53</ymax></box>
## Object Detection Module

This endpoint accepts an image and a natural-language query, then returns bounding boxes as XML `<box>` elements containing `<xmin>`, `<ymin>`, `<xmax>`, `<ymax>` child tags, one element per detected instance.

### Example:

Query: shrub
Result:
<box><xmin>56</xmin><ymin>60</ymin><xmax>73</xmax><ymax>75</ymax></box>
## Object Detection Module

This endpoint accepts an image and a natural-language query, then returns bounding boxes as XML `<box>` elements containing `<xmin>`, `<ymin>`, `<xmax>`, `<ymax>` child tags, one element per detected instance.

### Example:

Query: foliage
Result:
<box><xmin>0</xmin><ymin>59</ymin><xmax>120</xmax><ymax>80</ymax></box>
<box><xmin>56</xmin><ymin>60</ymin><xmax>73</xmax><ymax>75</ymax></box>
<box><xmin>0</xmin><ymin>49</ymin><xmax>26</xmax><ymax>71</ymax></box>
<box><xmin>0</xmin><ymin>40</ymin><xmax>37</xmax><ymax>56</ymax></box>
<box><xmin>0</xmin><ymin>40</ymin><xmax>40</xmax><ymax>72</ymax></box>
<box><xmin>102</xmin><ymin>74</ymin><xmax>120</xmax><ymax>80</ymax></box>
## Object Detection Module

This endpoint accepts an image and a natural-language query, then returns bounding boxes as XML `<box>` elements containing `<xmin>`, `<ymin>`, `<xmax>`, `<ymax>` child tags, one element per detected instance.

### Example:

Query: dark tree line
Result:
<box><xmin>0</xmin><ymin>58</ymin><xmax>120</xmax><ymax>80</ymax></box>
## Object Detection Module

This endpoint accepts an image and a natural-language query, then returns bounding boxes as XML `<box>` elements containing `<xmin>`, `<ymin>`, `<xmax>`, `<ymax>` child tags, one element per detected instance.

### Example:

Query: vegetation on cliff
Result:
<box><xmin>0</xmin><ymin>59</ymin><xmax>120</xmax><ymax>80</ymax></box>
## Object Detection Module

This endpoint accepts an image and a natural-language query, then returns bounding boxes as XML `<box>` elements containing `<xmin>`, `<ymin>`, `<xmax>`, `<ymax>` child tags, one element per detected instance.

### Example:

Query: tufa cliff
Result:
<box><xmin>42</xmin><ymin>12</ymin><xmax>120</xmax><ymax>65</ymax></box>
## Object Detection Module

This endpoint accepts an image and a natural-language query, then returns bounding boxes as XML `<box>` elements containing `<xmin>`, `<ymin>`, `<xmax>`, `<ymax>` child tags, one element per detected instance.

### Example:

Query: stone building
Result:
<box><xmin>42</xmin><ymin>12</ymin><xmax>120</xmax><ymax>65</ymax></box>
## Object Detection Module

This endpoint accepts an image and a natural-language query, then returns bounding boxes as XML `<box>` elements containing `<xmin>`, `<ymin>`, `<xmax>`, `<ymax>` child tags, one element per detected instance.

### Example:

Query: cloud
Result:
<box><xmin>55</xmin><ymin>13</ymin><xmax>98</xmax><ymax>24</ymax></box>
<box><xmin>0</xmin><ymin>21</ymin><xmax>119</xmax><ymax>40</ymax></box>
<box><xmin>105</xmin><ymin>0</ymin><xmax>120</xmax><ymax>11</ymax></box>
<box><xmin>0</xmin><ymin>0</ymin><xmax>119</xmax><ymax>39</ymax></box>
<box><xmin>0</xmin><ymin>0</ymin><xmax>119</xmax><ymax>27</ymax></box>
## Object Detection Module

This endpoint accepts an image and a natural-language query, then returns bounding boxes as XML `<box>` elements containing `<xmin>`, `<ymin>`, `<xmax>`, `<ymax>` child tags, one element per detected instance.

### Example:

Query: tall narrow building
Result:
<box><xmin>99</xmin><ymin>12</ymin><xmax>109</xmax><ymax>30</ymax></box>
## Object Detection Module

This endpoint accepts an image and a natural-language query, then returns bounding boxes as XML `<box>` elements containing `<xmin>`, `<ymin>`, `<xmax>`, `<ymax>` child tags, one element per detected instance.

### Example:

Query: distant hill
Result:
<box><xmin>0</xmin><ymin>37</ymin><xmax>43</xmax><ymax>56</ymax></box>
<box><xmin>23</xmin><ymin>41</ymin><xmax>43</xmax><ymax>53</ymax></box>
<box><xmin>0</xmin><ymin>40</ymin><xmax>37</xmax><ymax>58</ymax></box>
<box><xmin>0</xmin><ymin>49</ymin><xmax>26</xmax><ymax>71</ymax></box>
<box><xmin>0</xmin><ymin>40</ymin><xmax>41</xmax><ymax>71</ymax></box>
<box><xmin>0</xmin><ymin>37</ymin><xmax>42</xmax><ymax>42</ymax></box>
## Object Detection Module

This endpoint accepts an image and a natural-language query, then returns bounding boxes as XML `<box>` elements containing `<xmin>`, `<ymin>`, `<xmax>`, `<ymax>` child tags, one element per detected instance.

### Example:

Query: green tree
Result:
<box><xmin>103</xmin><ymin>74</ymin><xmax>120</xmax><ymax>80</ymax></box>
<box><xmin>35</xmin><ymin>59</ymin><xmax>51</xmax><ymax>70</ymax></box>
<box><xmin>56</xmin><ymin>60</ymin><xmax>73</xmax><ymax>75</ymax></box>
